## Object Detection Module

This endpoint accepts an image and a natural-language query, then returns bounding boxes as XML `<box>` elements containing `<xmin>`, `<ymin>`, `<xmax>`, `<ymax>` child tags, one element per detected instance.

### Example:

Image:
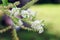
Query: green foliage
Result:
<box><xmin>2</xmin><ymin>0</ymin><xmax>8</xmax><ymax>6</ymax></box>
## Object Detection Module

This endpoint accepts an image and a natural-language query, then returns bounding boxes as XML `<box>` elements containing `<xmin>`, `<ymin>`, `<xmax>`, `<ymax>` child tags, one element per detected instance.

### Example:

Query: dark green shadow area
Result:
<box><xmin>0</xmin><ymin>28</ymin><xmax>60</xmax><ymax>40</ymax></box>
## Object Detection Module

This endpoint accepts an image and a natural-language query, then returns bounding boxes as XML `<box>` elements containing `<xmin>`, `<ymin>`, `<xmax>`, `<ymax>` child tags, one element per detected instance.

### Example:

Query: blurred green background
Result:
<box><xmin>0</xmin><ymin>0</ymin><xmax>60</xmax><ymax>40</ymax></box>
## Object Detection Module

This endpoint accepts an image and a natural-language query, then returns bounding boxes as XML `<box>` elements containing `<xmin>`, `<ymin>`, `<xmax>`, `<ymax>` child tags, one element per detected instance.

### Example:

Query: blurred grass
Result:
<box><xmin>0</xmin><ymin>4</ymin><xmax>60</xmax><ymax>40</ymax></box>
<box><xmin>30</xmin><ymin>4</ymin><xmax>60</xmax><ymax>36</ymax></box>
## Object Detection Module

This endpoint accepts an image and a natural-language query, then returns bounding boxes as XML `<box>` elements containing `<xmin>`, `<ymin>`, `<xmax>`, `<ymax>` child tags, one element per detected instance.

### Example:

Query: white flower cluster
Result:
<box><xmin>9</xmin><ymin>7</ymin><xmax>44</xmax><ymax>34</ymax></box>
<box><xmin>9</xmin><ymin>7</ymin><xmax>20</xmax><ymax>17</ymax></box>
<box><xmin>31</xmin><ymin>20</ymin><xmax>44</xmax><ymax>34</ymax></box>
<box><xmin>9</xmin><ymin>8</ymin><xmax>36</xmax><ymax>20</ymax></box>
<box><xmin>9</xmin><ymin>8</ymin><xmax>22</xmax><ymax>29</ymax></box>
<box><xmin>21</xmin><ymin>9</ymin><xmax>36</xmax><ymax>20</ymax></box>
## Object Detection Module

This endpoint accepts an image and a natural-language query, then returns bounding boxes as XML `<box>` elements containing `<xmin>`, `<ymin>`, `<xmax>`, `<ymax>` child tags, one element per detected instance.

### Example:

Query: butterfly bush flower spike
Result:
<box><xmin>0</xmin><ymin>0</ymin><xmax>45</xmax><ymax>40</ymax></box>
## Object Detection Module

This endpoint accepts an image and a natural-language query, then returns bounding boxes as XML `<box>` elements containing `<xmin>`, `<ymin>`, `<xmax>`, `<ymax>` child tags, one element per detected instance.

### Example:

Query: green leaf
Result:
<box><xmin>2</xmin><ymin>0</ymin><xmax>8</xmax><ymax>6</ymax></box>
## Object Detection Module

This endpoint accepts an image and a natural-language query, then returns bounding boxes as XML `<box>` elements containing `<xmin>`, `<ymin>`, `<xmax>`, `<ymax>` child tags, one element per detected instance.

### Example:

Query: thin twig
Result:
<box><xmin>11</xmin><ymin>28</ymin><xmax>19</xmax><ymax>40</ymax></box>
<box><xmin>0</xmin><ymin>26</ymin><xmax>11</xmax><ymax>33</ymax></box>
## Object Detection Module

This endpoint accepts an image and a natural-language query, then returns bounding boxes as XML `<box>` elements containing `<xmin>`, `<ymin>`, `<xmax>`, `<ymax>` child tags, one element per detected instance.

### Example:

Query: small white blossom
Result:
<box><xmin>14</xmin><ymin>10</ymin><xmax>19</xmax><ymax>17</ymax></box>
<box><xmin>27</xmin><ymin>9</ymin><xmax>36</xmax><ymax>17</ymax></box>
<box><xmin>31</xmin><ymin>20</ymin><xmax>43</xmax><ymax>27</ymax></box>
<box><xmin>21</xmin><ymin>10</ymin><xmax>29</xmax><ymax>18</ymax></box>
<box><xmin>38</xmin><ymin>26</ymin><xmax>44</xmax><ymax>34</ymax></box>
<box><xmin>27</xmin><ymin>9</ymin><xmax>36</xmax><ymax>20</ymax></box>
<box><xmin>31</xmin><ymin>20</ymin><xmax>44</xmax><ymax>34</ymax></box>
<box><xmin>21</xmin><ymin>9</ymin><xmax>36</xmax><ymax>20</ymax></box>
<box><xmin>9</xmin><ymin>7</ymin><xmax>21</xmax><ymax>17</ymax></box>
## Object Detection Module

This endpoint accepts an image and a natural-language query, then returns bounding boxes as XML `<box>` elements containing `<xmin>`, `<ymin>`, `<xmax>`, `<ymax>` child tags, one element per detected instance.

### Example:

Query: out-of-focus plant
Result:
<box><xmin>0</xmin><ymin>0</ymin><xmax>44</xmax><ymax>40</ymax></box>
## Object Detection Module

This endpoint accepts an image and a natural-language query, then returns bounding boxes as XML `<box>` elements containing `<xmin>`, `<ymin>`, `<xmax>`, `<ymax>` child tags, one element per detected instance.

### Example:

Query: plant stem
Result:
<box><xmin>0</xmin><ymin>26</ymin><xmax>11</xmax><ymax>33</ymax></box>
<box><xmin>11</xmin><ymin>28</ymin><xmax>19</xmax><ymax>40</ymax></box>
<box><xmin>21</xmin><ymin>0</ymin><xmax>38</xmax><ymax>10</ymax></box>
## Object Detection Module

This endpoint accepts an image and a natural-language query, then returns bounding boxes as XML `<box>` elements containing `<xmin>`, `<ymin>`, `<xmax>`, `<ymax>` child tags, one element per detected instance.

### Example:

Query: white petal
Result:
<box><xmin>14</xmin><ymin>11</ymin><xmax>19</xmax><ymax>17</ymax></box>
<box><xmin>10</xmin><ymin>8</ymin><xmax>21</xmax><ymax>16</ymax></box>
<box><xmin>31</xmin><ymin>20</ymin><xmax>44</xmax><ymax>33</ymax></box>
<box><xmin>21</xmin><ymin>10</ymin><xmax>29</xmax><ymax>18</ymax></box>
<box><xmin>38</xmin><ymin>27</ymin><xmax>44</xmax><ymax>34</ymax></box>
<box><xmin>18</xmin><ymin>20</ymin><xmax>23</xmax><ymax>26</ymax></box>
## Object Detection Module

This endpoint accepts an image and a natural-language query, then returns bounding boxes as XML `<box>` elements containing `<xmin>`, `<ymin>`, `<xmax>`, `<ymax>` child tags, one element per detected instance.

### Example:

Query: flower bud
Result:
<box><xmin>1</xmin><ymin>15</ymin><xmax>13</xmax><ymax>26</ymax></box>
